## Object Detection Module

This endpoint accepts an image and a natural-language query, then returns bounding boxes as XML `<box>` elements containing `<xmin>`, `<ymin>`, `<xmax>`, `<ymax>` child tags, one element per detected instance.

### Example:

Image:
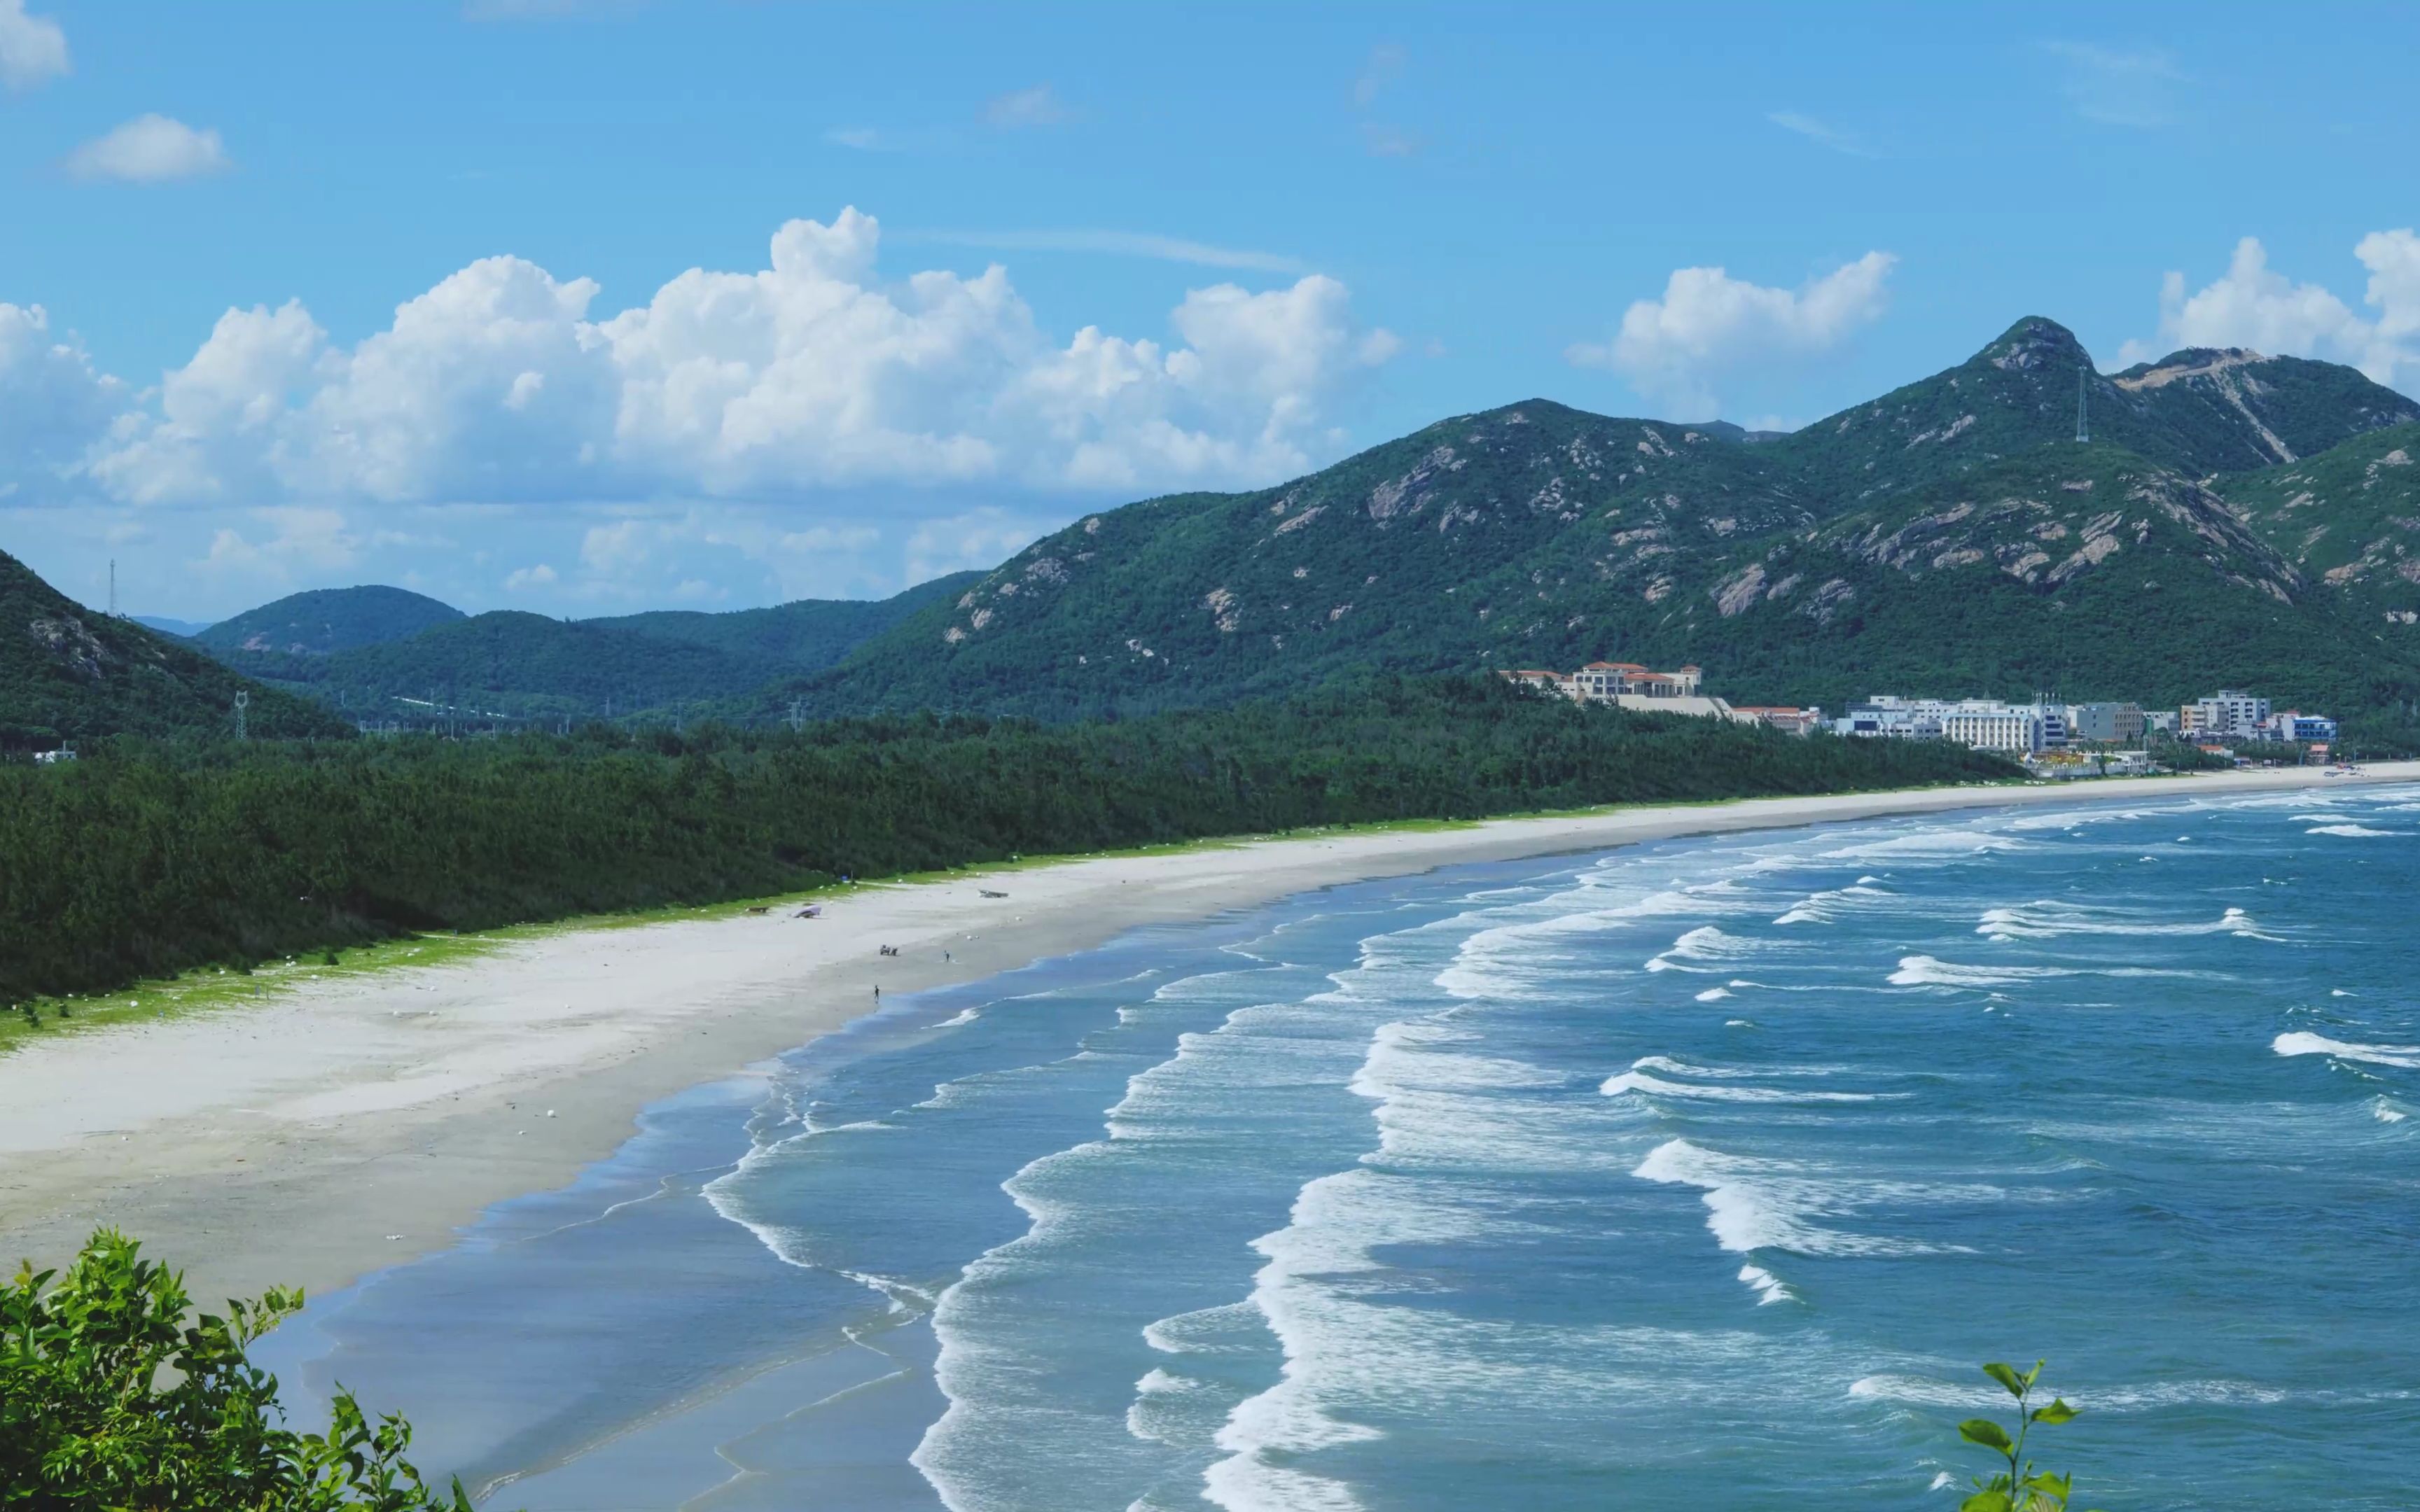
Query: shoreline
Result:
<box><xmin>4</xmin><ymin>763</ymin><xmax>2412</xmax><ymax>1310</ymax></box>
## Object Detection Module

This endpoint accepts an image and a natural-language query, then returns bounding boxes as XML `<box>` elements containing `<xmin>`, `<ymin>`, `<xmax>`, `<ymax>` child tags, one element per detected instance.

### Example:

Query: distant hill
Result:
<box><xmin>756</xmin><ymin>318</ymin><xmax>2420</xmax><ymax>734</ymax></box>
<box><xmin>214</xmin><ymin>575</ymin><xmax>985</xmax><ymax>724</ymax></box>
<box><xmin>582</xmin><ymin>570</ymin><xmax>978</xmax><ymax>671</ymax></box>
<box><xmin>1</xmin><ymin>549</ymin><xmax>348</xmax><ymax>745</ymax></box>
<box><xmin>235</xmin><ymin>612</ymin><xmax>778</xmax><ymax>722</ymax></box>
<box><xmin>196</xmin><ymin>585</ymin><xmax>464</xmax><ymax>656</ymax></box>
<box><xmin>132</xmin><ymin>615</ymin><xmax>212</xmax><ymax>638</ymax></box>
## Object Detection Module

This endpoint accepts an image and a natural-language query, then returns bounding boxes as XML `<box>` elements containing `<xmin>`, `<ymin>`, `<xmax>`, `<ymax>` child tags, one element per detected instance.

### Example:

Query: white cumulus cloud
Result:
<box><xmin>0</xmin><ymin>0</ymin><xmax>66</xmax><ymax>90</ymax></box>
<box><xmin>0</xmin><ymin>303</ymin><xmax>126</xmax><ymax>500</ymax></box>
<box><xmin>64</xmin><ymin>114</ymin><xmax>232</xmax><ymax>183</ymax></box>
<box><xmin>68</xmin><ymin>206</ymin><xmax>1393</xmax><ymax>508</ymax></box>
<box><xmin>1568</xmin><ymin>252</ymin><xmax>1897</xmax><ymax>417</ymax></box>
<box><xmin>2114</xmin><ymin>232</ymin><xmax>2420</xmax><ymax>388</ymax></box>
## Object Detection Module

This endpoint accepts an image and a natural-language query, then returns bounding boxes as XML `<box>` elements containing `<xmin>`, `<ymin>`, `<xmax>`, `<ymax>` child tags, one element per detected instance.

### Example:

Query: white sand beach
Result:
<box><xmin>4</xmin><ymin>764</ymin><xmax>2412</xmax><ymax>1308</ymax></box>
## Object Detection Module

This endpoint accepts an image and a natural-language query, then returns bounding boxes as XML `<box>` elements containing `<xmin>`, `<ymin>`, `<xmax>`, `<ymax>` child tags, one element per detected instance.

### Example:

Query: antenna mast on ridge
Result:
<box><xmin>2075</xmin><ymin>368</ymin><xmax>2090</xmax><ymax>444</ymax></box>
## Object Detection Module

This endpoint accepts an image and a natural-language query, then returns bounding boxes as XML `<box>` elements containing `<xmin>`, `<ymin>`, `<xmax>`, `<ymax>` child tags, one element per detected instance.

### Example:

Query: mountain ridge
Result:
<box><xmin>1</xmin><ymin>549</ymin><xmax>349</xmax><ymax>743</ymax></box>
<box><xmin>755</xmin><ymin>317</ymin><xmax>2420</xmax><ymax>734</ymax></box>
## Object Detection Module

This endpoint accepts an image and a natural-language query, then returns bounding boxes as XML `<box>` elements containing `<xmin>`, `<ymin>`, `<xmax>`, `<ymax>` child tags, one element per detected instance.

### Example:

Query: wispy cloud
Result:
<box><xmin>2044</xmin><ymin>41</ymin><xmax>2186</xmax><ymax>128</ymax></box>
<box><xmin>1767</xmin><ymin>111</ymin><xmax>1876</xmax><ymax>158</ymax></box>
<box><xmin>1351</xmin><ymin>42</ymin><xmax>1422</xmax><ymax>158</ymax></box>
<box><xmin>1353</xmin><ymin>43</ymin><xmax>1405</xmax><ymax>108</ymax></box>
<box><xmin>825</xmin><ymin>125</ymin><xmax>890</xmax><ymax>151</ymax></box>
<box><xmin>899</xmin><ymin>227</ymin><xmax>1307</xmax><ymax>274</ymax></box>
<box><xmin>984</xmin><ymin>83</ymin><xmax>1072</xmax><ymax>129</ymax></box>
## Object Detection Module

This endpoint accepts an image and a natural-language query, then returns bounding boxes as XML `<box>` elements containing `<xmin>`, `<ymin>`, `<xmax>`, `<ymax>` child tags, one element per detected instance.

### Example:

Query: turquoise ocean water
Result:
<box><xmin>260</xmin><ymin>785</ymin><xmax>2420</xmax><ymax>1510</ymax></box>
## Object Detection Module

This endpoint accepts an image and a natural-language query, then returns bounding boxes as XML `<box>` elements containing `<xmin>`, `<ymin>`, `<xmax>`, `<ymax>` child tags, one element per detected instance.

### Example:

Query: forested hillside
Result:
<box><xmin>0</xmin><ymin>677</ymin><xmax>2014</xmax><ymax>1002</ymax></box>
<box><xmin>1</xmin><ymin>549</ymin><xmax>348</xmax><ymax>746</ymax></box>
<box><xmin>761</xmin><ymin>318</ymin><xmax>2420</xmax><ymax>736</ymax></box>
<box><xmin>229</xmin><ymin>610</ymin><xmax>791</xmax><ymax>720</ymax></box>
<box><xmin>195</xmin><ymin>573</ymin><xmax>985</xmax><ymax>724</ymax></box>
<box><xmin>585</xmin><ymin>570</ymin><xmax>978</xmax><ymax>667</ymax></box>
<box><xmin>2228</xmin><ymin>421</ymin><xmax>2420</xmax><ymax>628</ymax></box>
<box><xmin>195</xmin><ymin>584</ymin><xmax>466</xmax><ymax>655</ymax></box>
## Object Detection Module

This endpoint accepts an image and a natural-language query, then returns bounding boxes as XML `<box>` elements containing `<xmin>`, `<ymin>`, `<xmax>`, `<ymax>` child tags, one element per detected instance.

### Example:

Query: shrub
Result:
<box><xmin>0</xmin><ymin>1229</ymin><xmax>473</xmax><ymax>1511</ymax></box>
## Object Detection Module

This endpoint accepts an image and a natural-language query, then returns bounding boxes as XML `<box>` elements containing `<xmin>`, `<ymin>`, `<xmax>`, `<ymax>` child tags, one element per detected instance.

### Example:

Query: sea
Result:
<box><xmin>253</xmin><ymin>784</ymin><xmax>2420</xmax><ymax>1511</ymax></box>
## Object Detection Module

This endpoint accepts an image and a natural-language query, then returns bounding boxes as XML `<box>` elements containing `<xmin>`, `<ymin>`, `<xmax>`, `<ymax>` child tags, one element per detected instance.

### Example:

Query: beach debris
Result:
<box><xmin>796</xmin><ymin>904</ymin><xmax>823</xmax><ymax>919</ymax></box>
<box><xmin>980</xmin><ymin>888</ymin><xmax>1008</xmax><ymax>898</ymax></box>
<box><xmin>746</xmin><ymin>906</ymin><xmax>771</xmax><ymax>915</ymax></box>
<box><xmin>386</xmin><ymin>1234</ymin><xmax>403</xmax><ymax>1241</ymax></box>
<box><xmin>545</xmin><ymin>1110</ymin><xmax>557</xmax><ymax>1118</ymax></box>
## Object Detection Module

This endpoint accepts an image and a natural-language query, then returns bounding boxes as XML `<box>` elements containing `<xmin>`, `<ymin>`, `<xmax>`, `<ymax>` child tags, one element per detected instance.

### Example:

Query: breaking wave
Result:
<box><xmin>2273</xmin><ymin>1032</ymin><xmax>2420</xmax><ymax>1069</ymax></box>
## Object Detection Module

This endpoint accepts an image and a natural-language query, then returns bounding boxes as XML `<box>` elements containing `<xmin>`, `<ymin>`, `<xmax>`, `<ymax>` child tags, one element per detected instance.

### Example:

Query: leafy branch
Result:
<box><xmin>1956</xmin><ymin>1358</ymin><xmax>2101</xmax><ymax>1512</ymax></box>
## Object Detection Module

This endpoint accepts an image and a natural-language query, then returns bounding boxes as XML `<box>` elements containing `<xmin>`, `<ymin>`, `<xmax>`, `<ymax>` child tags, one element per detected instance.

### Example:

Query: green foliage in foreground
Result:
<box><xmin>1</xmin><ymin>1230</ymin><xmax>471</xmax><ymax>1512</ymax></box>
<box><xmin>1956</xmin><ymin>1359</ymin><xmax>2101</xmax><ymax>1512</ymax></box>
<box><xmin>0</xmin><ymin>676</ymin><xmax>2017</xmax><ymax>1004</ymax></box>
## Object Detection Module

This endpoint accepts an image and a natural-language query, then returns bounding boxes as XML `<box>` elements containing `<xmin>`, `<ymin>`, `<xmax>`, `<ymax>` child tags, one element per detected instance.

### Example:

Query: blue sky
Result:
<box><xmin>5</xmin><ymin>1</ymin><xmax>2419</xmax><ymax>623</ymax></box>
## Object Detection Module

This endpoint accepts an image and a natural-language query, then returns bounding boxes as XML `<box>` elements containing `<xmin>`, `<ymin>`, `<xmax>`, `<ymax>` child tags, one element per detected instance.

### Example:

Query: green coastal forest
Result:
<box><xmin>0</xmin><ymin>677</ymin><xmax>2014</xmax><ymax>1004</ymax></box>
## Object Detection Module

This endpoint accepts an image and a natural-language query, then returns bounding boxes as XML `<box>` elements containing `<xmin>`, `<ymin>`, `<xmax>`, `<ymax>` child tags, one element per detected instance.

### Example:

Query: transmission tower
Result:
<box><xmin>109</xmin><ymin>559</ymin><xmax>117</xmax><ymax>618</ymax></box>
<box><xmin>232</xmin><ymin>690</ymin><xmax>249</xmax><ymax>741</ymax></box>
<box><xmin>788</xmin><ymin>696</ymin><xmax>805</xmax><ymax>734</ymax></box>
<box><xmin>2075</xmin><ymin>368</ymin><xmax>2090</xmax><ymax>444</ymax></box>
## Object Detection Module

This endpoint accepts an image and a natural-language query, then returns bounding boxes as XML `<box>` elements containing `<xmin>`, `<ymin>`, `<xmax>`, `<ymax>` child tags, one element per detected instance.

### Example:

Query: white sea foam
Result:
<box><xmin>936</xmin><ymin>1006</ymin><xmax>982</xmax><ymax>1028</ymax></box>
<box><xmin>1435</xmin><ymin>873</ymin><xmax>1769</xmax><ymax>999</ymax></box>
<box><xmin>1823</xmin><ymin>828</ymin><xmax>2029</xmax><ymax>861</ymax></box>
<box><xmin>1144</xmin><ymin>1302</ymin><xmax>1270</xmax><ymax>1357</ymax></box>
<box><xmin>1975</xmin><ymin>902</ymin><xmax>2271</xmax><ymax>941</ymax></box>
<box><xmin>1850</xmin><ymin>1373</ymin><xmax>2291</xmax><ymax>1411</ymax></box>
<box><xmin>2307</xmin><ymin>823</ymin><xmax>2404</xmax><ymax>837</ymax></box>
<box><xmin>1890</xmin><ymin>955</ymin><xmax>2216</xmax><ymax>988</ymax></box>
<box><xmin>1738</xmin><ymin>1264</ymin><xmax>1797</xmax><ymax>1306</ymax></box>
<box><xmin>1889</xmin><ymin>955</ymin><xmax>2071</xmax><ymax>988</ymax></box>
<box><xmin>2374</xmin><ymin>1098</ymin><xmax>2409</xmax><ymax>1124</ymax></box>
<box><xmin>1695</xmin><ymin>987</ymin><xmax>1731</xmax><ymax>1002</ymax></box>
<box><xmin>1632</xmin><ymin>1139</ymin><xmax>1955</xmax><ymax>1259</ymax></box>
<box><xmin>2273</xmin><ymin>1032</ymin><xmax>2420</xmax><ymax>1069</ymax></box>
<box><xmin>1126</xmin><ymin>1366</ymin><xmax>1232</xmax><ymax>1447</ymax></box>
<box><xmin>1725</xmin><ymin>1018</ymin><xmax>1755</xmax><ymax>1028</ymax></box>
<box><xmin>1774</xmin><ymin>882</ymin><xmax>1893</xmax><ymax>926</ymax></box>
<box><xmin>1603</xmin><ymin>1070</ymin><xmax>1884</xmax><ymax>1103</ymax></box>
<box><xmin>1647</xmin><ymin>925</ymin><xmax>1782</xmax><ymax>973</ymax></box>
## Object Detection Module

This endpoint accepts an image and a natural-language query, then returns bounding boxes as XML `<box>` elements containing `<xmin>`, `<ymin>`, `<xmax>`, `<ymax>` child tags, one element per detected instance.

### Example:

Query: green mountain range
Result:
<box><xmin>1</xmin><ymin>551</ymin><xmax>347</xmax><ymax>746</ymax></box>
<box><xmin>42</xmin><ymin>315</ymin><xmax>2420</xmax><ymax>743</ymax></box>
<box><xmin>208</xmin><ymin>572</ymin><xmax>981</xmax><ymax>723</ymax></box>
<box><xmin>760</xmin><ymin>318</ymin><xmax>2420</xmax><ymax>732</ymax></box>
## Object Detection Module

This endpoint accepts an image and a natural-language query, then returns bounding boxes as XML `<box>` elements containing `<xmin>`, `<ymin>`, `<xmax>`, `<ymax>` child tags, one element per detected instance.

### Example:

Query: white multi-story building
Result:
<box><xmin>1834</xmin><ymin>696</ymin><xmax>1954</xmax><ymax>739</ymax></box>
<box><xmin>2068</xmin><ymin>701</ymin><xmax>2146</xmax><ymax>744</ymax></box>
<box><xmin>1569</xmin><ymin>662</ymin><xmax>1704</xmax><ymax>700</ymax></box>
<box><xmin>1838</xmin><ymin>696</ymin><xmax>2067</xmax><ymax>754</ymax></box>
<box><xmin>2183</xmin><ymin>691</ymin><xmax>2269</xmax><ymax>741</ymax></box>
<box><xmin>1501</xmin><ymin>660</ymin><xmax>1745</xmax><ymax>722</ymax></box>
<box><xmin>1940</xmin><ymin>704</ymin><xmax>2054</xmax><ymax>755</ymax></box>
